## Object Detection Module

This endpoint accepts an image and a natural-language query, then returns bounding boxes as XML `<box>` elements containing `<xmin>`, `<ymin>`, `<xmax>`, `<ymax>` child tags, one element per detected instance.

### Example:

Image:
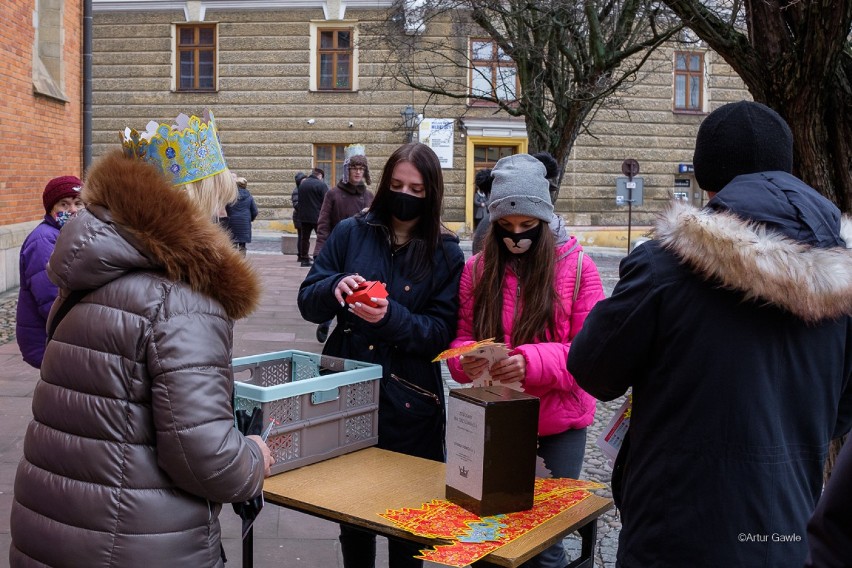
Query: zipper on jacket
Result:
<box><xmin>390</xmin><ymin>373</ymin><xmax>441</xmax><ymax>406</ymax></box>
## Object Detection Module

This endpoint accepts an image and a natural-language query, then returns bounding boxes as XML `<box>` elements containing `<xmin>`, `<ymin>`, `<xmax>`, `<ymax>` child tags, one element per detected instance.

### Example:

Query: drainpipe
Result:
<box><xmin>83</xmin><ymin>0</ymin><xmax>93</xmax><ymax>170</ymax></box>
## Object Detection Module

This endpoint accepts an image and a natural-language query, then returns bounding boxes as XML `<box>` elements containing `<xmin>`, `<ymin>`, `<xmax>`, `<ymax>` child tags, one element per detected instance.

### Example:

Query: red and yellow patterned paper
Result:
<box><xmin>379</xmin><ymin>478</ymin><xmax>606</xmax><ymax>567</ymax></box>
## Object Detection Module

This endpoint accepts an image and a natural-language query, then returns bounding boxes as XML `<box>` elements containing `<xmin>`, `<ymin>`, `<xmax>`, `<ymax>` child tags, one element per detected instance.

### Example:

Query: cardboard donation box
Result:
<box><xmin>445</xmin><ymin>386</ymin><xmax>540</xmax><ymax>516</ymax></box>
<box><xmin>345</xmin><ymin>281</ymin><xmax>388</xmax><ymax>308</ymax></box>
<box><xmin>232</xmin><ymin>350</ymin><xmax>382</xmax><ymax>475</ymax></box>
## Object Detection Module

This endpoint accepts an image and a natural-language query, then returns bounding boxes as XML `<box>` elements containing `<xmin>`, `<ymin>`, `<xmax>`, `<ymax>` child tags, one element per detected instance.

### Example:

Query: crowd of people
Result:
<box><xmin>8</xmin><ymin>101</ymin><xmax>852</xmax><ymax>568</ymax></box>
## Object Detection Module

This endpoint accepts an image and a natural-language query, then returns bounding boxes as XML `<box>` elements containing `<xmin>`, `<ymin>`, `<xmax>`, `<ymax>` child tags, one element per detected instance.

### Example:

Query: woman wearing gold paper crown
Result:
<box><xmin>9</xmin><ymin>111</ymin><xmax>273</xmax><ymax>567</ymax></box>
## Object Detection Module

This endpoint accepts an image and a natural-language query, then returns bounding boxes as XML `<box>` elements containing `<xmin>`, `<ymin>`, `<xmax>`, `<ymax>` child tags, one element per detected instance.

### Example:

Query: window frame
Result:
<box><xmin>317</xmin><ymin>28</ymin><xmax>354</xmax><ymax>92</ymax></box>
<box><xmin>673</xmin><ymin>51</ymin><xmax>704</xmax><ymax>113</ymax></box>
<box><xmin>175</xmin><ymin>23</ymin><xmax>218</xmax><ymax>93</ymax></box>
<box><xmin>313</xmin><ymin>143</ymin><xmax>347</xmax><ymax>185</ymax></box>
<box><xmin>469</xmin><ymin>38</ymin><xmax>519</xmax><ymax>106</ymax></box>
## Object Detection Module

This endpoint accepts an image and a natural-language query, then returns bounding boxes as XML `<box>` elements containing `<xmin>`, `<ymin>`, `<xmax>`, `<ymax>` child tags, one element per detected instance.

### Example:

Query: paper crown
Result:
<box><xmin>120</xmin><ymin>110</ymin><xmax>228</xmax><ymax>187</ymax></box>
<box><xmin>344</xmin><ymin>143</ymin><xmax>366</xmax><ymax>160</ymax></box>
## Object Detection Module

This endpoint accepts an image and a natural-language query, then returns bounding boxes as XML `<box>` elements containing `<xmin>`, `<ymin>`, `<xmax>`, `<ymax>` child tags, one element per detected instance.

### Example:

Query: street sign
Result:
<box><xmin>616</xmin><ymin>176</ymin><xmax>644</xmax><ymax>206</ymax></box>
<box><xmin>621</xmin><ymin>159</ymin><xmax>640</xmax><ymax>179</ymax></box>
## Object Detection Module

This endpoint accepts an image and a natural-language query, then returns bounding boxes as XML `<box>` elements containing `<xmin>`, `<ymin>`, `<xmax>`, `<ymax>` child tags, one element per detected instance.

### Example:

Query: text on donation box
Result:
<box><xmin>446</xmin><ymin>386</ymin><xmax>539</xmax><ymax>516</ymax></box>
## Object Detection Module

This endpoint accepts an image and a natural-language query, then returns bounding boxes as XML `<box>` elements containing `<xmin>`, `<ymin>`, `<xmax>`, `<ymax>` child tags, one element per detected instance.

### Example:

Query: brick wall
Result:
<box><xmin>0</xmin><ymin>0</ymin><xmax>83</xmax><ymax>227</ymax></box>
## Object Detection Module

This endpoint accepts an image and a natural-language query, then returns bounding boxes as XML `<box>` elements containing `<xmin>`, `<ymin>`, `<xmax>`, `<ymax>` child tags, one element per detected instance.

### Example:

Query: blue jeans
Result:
<box><xmin>521</xmin><ymin>428</ymin><xmax>588</xmax><ymax>568</ymax></box>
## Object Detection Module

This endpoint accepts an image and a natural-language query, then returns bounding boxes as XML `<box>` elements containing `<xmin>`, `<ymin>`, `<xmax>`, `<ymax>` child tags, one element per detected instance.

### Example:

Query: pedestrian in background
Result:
<box><xmin>470</xmin><ymin>167</ymin><xmax>493</xmax><ymax>255</ymax></box>
<box><xmin>10</xmin><ymin>111</ymin><xmax>274</xmax><ymax>567</ymax></box>
<box><xmin>292</xmin><ymin>171</ymin><xmax>306</xmax><ymax>261</ymax></box>
<box><xmin>15</xmin><ymin>175</ymin><xmax>83</xmax><ymax>369</ymax></box>
<box><xmin>298</xmin><ymin>142</ymin><xmax>465</xmax><ymax>568</ymax></box>
<box><xmin>473</xmin><ymin>183</ymin><xmax>487</xmax><ymax>230</ymax></box>
<box><xmin>568</xmin><ymin>101</ymin><xmax>852</xmax><ymax>568</ymax></box>
<box><xmin>296</xmin><ymin>167</ymin><xmax>327</xmax><ymax>266</ymax></box>
<box><xmin>313</xmin><ymin>144</ymin><xmax>375</xmax><ymax>343</ymax></box>
<box><xmin>446</xmin><ymin>153</ymin><xmax>604</xmax><ymax>568</ymax></box>
<box><xmin>224</xmin><ymin>176</ymin><xmax>258</xmax><ymax>256</ymax></box>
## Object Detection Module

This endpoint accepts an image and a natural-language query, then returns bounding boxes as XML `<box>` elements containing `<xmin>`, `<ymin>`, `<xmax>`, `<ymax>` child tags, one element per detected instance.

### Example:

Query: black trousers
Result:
<box><xmin>339</xmin><ymin>524</ymin><xmax>423</xmax><ymax>568</ymax></box>
<box><xmin>297</xmin><ymin>222</ymin><xmax>317</xmax><ymax>260</ymax></box>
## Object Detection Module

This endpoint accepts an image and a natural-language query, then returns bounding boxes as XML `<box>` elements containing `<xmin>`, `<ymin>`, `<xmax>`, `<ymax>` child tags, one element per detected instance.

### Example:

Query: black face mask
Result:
<box><xmin>493</xmin><ymin>222</ymin><xmax>543</xmax><ymax>255</ymax></box>
<box><xmin>390</xmin><ymin>191</ymin><xmax>427</xmax><ymax>222</ymax></box>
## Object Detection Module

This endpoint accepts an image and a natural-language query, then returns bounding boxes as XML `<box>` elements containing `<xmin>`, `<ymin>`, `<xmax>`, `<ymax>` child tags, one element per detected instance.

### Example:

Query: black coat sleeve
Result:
<box><xmin>567</xmin><ymin>244</ymin><xmax>660</xmax><ymax>401</ymax></box>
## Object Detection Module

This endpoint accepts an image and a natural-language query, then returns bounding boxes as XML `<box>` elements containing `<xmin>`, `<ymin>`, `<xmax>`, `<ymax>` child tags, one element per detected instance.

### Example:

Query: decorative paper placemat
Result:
<box><xmin>380</xmin><ymin>478</ymin><xmax>606</xmax><ymax>567</ymax></box>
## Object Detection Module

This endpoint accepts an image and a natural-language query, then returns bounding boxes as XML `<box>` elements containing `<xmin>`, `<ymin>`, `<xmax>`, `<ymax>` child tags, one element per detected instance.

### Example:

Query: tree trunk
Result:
<box><xmin>662</xmin><ymin>0</ymin><xmax>852</xmax><ymax>213</ymax></box>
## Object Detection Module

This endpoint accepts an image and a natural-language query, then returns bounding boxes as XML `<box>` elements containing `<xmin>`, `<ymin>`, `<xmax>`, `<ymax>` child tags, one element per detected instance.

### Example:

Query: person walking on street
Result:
<box><xmin>224</xmin><ymin>176</ymin><xmax>258</xmax><ymax>256</ymax></box>
<box><xmin>568</xmin><ymin>101</ymin><xmax>852</xmax><ymax>568</ymax></box>
<box><xmin>296</xmin><ymin>168</ymin><xmax>327</xmax><ymax>266</ymax></box>
<box><xmin>298</xmin><ymin>142</ymin><xmax>465</xmax><ymax>568</ymax></box>
<box><xmin>473</xmin><ymin>184</ymin><xmax>487</xmax><ymax>230</ymax></box>
<box><xmin>470</xmin><ymin>168</ymin><xmax>493</xmax><ymax>255</ymax></box>
<box><xmin>446</xmin><ymin>153</ymin><xmax>605</xmax><ymax>568</ymax></box>
<box><xmin>16</xmin><ymin>176</ymin><xmax>84</xmax><ymax>369</ymax></box>
<box><xmin>313</xmin><ymin>145</ymin><xmax>375</xmax><ymax>343</ymax></box>
<box><xmin>292</xmin><ymin>171</ymin><xmax>306</xmax><ymax>259</ymax></box>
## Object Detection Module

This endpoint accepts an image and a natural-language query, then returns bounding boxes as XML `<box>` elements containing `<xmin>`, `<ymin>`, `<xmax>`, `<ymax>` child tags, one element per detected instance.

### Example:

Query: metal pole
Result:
<box><xmin>83</xmin><ymin>0</ymin><xmax>93</xmax><ymax>170</ymax></box>
<box><xmin>626</xmin><ymin>183</ymin><xmax>633</xmax><ymax>252</ymax></box>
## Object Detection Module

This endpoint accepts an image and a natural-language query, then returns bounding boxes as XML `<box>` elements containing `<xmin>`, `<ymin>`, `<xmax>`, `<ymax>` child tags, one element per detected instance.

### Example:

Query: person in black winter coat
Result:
<box><xmin>568</xmin><ymin>101</ymin><xmax>852</xmax><ymax>568</ymax></box>
<box><xmin>292</xmin><ymin>172</ymin><xmax>306</xmax><ymax>259</ymax></box>
<box><xmin>470</xmin><ymin>167</ymin><xmax>492</xmax><ymax>255</ymax></box>
<box><xmin>296</xmin><ymin>168</ymin><xmax>327</xmax><ymax>266</ymax></box>
<box><xmin>224</xmin><ymin>177</ymin><xmax>258</xmax><ymax>256</ymax></box>
<box><xmin>806</xmin><ymin>440</ymin><xmax>852</xmax><ymax>567</ymax></box>
<box><xmin>298</xmin><ymin>143</ymin><xmax>464</xmax><ymax>568</ymax></box>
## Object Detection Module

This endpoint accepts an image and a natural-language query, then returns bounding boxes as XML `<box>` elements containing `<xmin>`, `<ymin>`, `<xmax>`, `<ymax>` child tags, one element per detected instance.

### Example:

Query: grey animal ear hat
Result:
<box><xmin>488</xmin><ymin>153</ymin><xmax>554</xmax><ymax>223</ymax></box>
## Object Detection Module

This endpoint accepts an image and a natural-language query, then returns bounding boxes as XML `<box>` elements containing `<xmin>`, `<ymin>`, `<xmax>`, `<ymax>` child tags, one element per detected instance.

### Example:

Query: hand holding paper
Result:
<box><xmin>433</xmin><ymin>339</ymin><xmax>523</xmax><ymax>391</ymax></box>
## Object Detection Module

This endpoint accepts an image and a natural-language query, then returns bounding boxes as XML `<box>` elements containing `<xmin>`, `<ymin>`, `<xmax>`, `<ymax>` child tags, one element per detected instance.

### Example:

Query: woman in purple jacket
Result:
<box><xmin>447</xmin><ymin>153</ymin><xmax>605</xmax><ymax>568</ymax></box>
<box><xmin>15</xmin><ymin>176</ymin><xmax>83</xmax><ymax>368</ymax></box>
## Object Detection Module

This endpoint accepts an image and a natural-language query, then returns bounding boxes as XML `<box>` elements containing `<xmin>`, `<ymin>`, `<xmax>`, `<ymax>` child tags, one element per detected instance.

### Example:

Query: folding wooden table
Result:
<box><xmin>245</xmin><ymin>447</ymin><xmax>612</xmax><ymax>567</ymax></box>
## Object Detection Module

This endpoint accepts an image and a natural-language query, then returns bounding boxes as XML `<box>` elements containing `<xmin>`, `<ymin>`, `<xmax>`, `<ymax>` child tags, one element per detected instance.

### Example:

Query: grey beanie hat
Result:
<box><xmin>488</xmin><ymin>154</ymin><xmax>554</xmax><ymax>222</ymax></box>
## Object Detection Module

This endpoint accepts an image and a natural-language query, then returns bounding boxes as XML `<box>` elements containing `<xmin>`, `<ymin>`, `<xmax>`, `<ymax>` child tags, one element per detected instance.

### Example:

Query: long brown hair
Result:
<box><xmin>369</xmin><ymin>143</ymin><xmax>445</xmax><ymax>282</ymax></box>
<box><xmin>472</xmin><ymin>222</ymin><xmax>561</xmax><ymax>346</ymax></box>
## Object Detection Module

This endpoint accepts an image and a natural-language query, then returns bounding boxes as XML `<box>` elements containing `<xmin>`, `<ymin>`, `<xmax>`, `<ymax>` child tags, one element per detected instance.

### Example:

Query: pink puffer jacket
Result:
<box><xmin>447</xmin><ymin>238</ymin><xmax>605</xmax><ymax>436</ymax></box>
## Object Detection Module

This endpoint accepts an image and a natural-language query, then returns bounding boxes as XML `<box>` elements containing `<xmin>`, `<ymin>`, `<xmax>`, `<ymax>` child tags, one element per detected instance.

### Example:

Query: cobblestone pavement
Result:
<box><xmin>0</xmin><ymin>235</ymin><xmax>627</xmax><ymax>567</ymax></box>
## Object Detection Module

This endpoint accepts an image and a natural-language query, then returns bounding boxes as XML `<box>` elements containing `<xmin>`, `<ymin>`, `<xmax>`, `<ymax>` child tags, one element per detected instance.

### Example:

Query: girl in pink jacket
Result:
<box><xmin>447</xmin><ymin>153</ymin><xmax>604</xmax><ymax>568</ymax></box>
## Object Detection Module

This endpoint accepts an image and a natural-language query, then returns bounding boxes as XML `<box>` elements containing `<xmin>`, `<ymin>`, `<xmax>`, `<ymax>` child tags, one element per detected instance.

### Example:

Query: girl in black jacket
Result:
<box><xmin>298</xmin><ymin>143</ymin><xmax>464</xmax><ymax>568</ymax></box>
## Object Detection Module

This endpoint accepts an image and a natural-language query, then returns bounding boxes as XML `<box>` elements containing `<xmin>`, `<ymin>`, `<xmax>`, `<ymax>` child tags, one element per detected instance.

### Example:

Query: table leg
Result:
<box><xmin>243</xmin><ymin>525</ymin><xmax>254</xmax><ymax>568</ymax></box>
<box><xmin>565</xmin><ymin>520</ymin><xmax>597</xmax><ymax>568</ymax></box>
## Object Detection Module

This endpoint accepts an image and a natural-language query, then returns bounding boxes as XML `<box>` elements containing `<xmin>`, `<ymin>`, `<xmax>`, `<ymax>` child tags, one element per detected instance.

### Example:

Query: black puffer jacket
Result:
<box><xmin>569</xmin><ymin>171</ymin><xmax>852</xmax><ymax>568</ymax></box>
<box><xmin>10</xmin><ymin>151</ymin><xmax>266</xmax><ymax>567</ymax></box>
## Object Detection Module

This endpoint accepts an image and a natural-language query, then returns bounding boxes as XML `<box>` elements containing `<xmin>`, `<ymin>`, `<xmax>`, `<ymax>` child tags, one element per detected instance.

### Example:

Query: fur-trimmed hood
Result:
<box><xmin>657</xmin><ymin>199</ymin><xmax>852</xmax><ymax>323</ymax></box>
<box><xmin>49</xmin><ymin>150</ymin><xmax>260</xmax><ymax>320</ymax></box>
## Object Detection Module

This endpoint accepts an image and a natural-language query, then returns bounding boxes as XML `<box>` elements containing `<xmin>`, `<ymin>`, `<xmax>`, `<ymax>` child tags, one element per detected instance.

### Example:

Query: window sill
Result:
<box><xmin>312</xmin><ymin>89</ymin><xmax>359</xmax><ymax>93</ymax></box>
<box><xmin>672</xmin><ymin>108</ymin><xmax>706</xmax><ymax>116</ymax></box>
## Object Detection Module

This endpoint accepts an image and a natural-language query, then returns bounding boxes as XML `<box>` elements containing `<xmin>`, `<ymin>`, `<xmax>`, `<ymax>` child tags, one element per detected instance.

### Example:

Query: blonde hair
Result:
<box><xmin>182</xmin><ymin>169</ymin><xmax>238</xmax><ymax>218</ymax></box>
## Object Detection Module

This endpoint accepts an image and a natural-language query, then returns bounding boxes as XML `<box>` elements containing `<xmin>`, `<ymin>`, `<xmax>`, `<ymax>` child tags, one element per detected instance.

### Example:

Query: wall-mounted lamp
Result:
<box><xmin>400</xmin><ymin>105</ymin><xmax>418</xmax><ymax>143</ymax></box>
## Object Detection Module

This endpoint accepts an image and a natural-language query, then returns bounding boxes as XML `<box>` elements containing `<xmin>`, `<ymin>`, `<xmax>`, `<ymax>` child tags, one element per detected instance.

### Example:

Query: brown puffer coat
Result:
<box><xmin>10</xmin><ymin>151</ymin><xmax>265</xmax><ymax>567</ymax></box>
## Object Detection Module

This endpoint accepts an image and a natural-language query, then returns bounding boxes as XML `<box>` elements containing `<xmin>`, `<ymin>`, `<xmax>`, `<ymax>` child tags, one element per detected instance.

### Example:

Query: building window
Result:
<box><xmin>470</xmin><ymin>39</ymin><xmax>518</xmax><ymax>103</ymax></box>
<box><xmin>318</xmin><ymin>29</ymin><xmax>353</xmax><ymax>91</ymax></box>
<box><xmin>314</xmin><ymin>144</ymin><xmax>347</xmax><ymax>184</ymax></box>
<box><xmin>32</xmin><ymin>0</ymin><xmax>67</xmax><ymax>101</ymax></box>
<box><xmin>674</xmin><ymin>51</ymin><xmax>703</xmax><ymax>112</ymax></box>
<box><xmin>177</xmin><ymin>24</ymin><xmax>216</xmax><ymax>92</ymax></box>
<box><xmin>473</xmin><ymin>144</ymin><xmax>516</xmax><ymax>168</ymax></box>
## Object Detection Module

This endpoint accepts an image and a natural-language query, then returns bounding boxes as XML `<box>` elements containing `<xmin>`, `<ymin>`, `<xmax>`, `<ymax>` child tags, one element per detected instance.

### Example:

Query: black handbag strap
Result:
<box><xmin>47</xmin><ymin>290</ymin><xmax>88</xmax><ymax>342</ymax></box>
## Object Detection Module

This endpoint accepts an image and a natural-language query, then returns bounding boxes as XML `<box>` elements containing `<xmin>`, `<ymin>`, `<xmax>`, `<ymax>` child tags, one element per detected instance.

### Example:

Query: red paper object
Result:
<box><xmin>345</xmin><ymin>280</ymin><xmax>389</xmax><ymax>308</ymax></box>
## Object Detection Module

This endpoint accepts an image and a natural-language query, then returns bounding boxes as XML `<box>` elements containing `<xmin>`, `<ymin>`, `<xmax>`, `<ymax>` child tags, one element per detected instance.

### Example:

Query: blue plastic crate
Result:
<box><xmin>232</xmin><ymin>350</ymin><xmax>382</xmax><ymax>474</ymax></box>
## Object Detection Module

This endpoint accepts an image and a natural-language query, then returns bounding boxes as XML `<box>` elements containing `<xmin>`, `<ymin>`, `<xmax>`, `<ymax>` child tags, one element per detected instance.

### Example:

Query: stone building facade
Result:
<box><xmin>90</xmin><ymin>0</ymin><xmax>748</xmax><ymax>237</ymax></box>
<box><xmin>0</xmin><ymin>0</ymin><xmax>83</xmax><ymax>293</ymax></box>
